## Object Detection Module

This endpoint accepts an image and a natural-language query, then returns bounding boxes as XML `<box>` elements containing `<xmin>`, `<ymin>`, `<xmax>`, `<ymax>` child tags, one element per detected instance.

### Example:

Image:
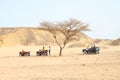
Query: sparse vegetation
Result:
<box><xmin>40</xmin><ymin>18</ymin><xmax>90</xmax><ymax>56</ymax></box>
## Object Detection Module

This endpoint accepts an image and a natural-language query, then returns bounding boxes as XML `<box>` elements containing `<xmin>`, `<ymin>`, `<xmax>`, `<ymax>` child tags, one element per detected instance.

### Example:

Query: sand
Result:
<box><xmin>0</xmin><ymin>46</ymin><xmax>120</xmax><ymax>80</ymax></box>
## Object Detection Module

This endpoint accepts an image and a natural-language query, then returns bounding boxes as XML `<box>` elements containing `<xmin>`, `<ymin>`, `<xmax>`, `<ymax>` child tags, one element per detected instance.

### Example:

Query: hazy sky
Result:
<box><xmin>0</xmin><ymin>0</ymin><xmax>120</xmax><ymax>39</ymax></box>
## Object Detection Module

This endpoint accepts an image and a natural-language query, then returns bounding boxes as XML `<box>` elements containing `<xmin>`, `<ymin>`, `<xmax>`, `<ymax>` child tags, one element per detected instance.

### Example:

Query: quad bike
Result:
<box><xmin>36</xmin><ymin>50</ymin><xmax>48</xmax><ymax>56</ymax></box>
<box><xmin>82</xmin><ymin>44</ymin><xmax>100</xmax><ymax>54</ymax></box>
<box><xmin>19</xmin><ymin>50</ymin><xmax>30</xmax><ymax>56</ymax></box>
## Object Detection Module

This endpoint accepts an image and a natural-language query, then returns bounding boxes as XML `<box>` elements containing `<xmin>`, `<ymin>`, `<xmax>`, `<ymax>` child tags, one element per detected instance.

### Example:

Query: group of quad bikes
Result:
<box><xmin>19</xmin><ymin>44</ymin><xmax>100</xmax><ymax>56</ymax></box>
<box><xmin>19</xmin><ymin>50</ymin><xmax>48</xmax><ymax>56</ymax></box>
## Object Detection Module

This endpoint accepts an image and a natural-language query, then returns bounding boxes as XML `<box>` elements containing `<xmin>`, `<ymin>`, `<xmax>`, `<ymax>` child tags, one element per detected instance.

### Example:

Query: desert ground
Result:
<box><xmin>0</xmin><ymin>46</ymin><xmax>120</xmax><ymax>80</ymax></box>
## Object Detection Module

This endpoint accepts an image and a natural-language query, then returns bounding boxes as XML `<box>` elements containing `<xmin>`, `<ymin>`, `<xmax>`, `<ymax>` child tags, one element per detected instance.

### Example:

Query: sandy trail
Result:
<box><xmin>0</xmin><ymin>46</ymin><xmax>120</xmax><ymax>80</ymax></box>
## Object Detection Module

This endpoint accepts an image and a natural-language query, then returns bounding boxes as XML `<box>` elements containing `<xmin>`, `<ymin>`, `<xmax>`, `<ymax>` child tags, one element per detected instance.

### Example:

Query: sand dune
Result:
<box><xmin>0</xmin><ymin>28</ymin><xmax>120</xmax><ymax>47</ymax></box>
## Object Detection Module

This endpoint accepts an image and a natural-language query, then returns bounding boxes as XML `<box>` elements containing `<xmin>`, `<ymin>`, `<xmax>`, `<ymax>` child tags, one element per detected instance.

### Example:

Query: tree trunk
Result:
<box><xmin>59</xmin><ymin>47</ymin><xmax>63</xmax><ymax>56</ymax></box>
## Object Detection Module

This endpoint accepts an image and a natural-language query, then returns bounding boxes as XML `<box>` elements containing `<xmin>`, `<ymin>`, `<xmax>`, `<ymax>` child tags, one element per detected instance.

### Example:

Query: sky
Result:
<box><xmin>0</xmin><ymin>0</ymin><xmax>120</xmax><ymax>39</ymax></box>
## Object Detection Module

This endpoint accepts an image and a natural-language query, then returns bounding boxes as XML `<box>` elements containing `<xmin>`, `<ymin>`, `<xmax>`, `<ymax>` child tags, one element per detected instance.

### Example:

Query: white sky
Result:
<box><xmin>0</xmin><ymin>0</ymin><xmax>120</xmax><ymax>39</ymax></box>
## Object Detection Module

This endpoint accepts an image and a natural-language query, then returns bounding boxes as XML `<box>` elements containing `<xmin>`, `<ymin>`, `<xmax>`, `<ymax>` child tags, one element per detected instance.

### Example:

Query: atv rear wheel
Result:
<box><xmin>83</xmin><ymin>50</ymin><xmax>87</xmax><ymax>54</ymax></box>
<box><xmin>19</xmin><ymin>53</ymin><xmax>22</xmax><ymax>56</ymax></box>
<box><xmin>27</xmin><ymin>53</ymin><xmax>30</xmax><ymax>56</ymax></box>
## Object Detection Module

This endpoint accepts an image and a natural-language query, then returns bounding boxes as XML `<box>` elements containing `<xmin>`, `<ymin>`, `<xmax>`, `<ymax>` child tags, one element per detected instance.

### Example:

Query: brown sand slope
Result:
<box><xmin>111</xmin><ymin>38</ymin><xmax>120</xmax><ymax>46</ymax></box>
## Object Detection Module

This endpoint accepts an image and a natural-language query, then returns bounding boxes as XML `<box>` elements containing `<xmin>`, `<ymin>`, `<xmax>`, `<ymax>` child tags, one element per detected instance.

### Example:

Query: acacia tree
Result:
<box><xmin>40</xmin><ymin>19</ymin><xmax>90</xmax><ymax>56</ymax></box>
